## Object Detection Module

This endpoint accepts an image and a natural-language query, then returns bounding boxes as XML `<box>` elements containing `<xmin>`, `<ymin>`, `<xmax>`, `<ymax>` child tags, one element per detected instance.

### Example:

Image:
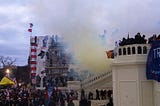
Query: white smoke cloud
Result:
<box><xmin>26</xmin><ymin>0</ymin><xmax>160</xmax><ymax>73</ymax></box>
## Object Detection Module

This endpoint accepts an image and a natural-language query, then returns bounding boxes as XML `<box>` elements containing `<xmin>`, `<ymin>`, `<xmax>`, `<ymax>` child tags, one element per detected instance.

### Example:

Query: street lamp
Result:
<box><xmin>6</xmin><ymin>69</ymin><xmax>10</xmax><ymax>77</ymax></box>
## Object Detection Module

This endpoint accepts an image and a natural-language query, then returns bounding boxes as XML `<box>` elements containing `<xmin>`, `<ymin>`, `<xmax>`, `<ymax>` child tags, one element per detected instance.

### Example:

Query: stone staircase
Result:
<box><xmin>81</xmin><ymin>71</ymin><xmax>112</xmax><ymax>97</ymax></box>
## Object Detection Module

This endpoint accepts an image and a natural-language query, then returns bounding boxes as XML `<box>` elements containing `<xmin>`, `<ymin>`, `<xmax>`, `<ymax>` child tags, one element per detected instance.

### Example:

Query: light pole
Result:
<box><xmin>6</xmin><ymin>69</ymin><xmax>10</xmax><ymax>78</ymax></box>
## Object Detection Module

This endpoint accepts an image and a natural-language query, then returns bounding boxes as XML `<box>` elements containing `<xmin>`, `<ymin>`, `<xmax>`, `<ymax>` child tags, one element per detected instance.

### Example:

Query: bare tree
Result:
<box><xmin>0</xmin><ymin>56</ymin><xmax>16</xmax><ymax>79</ymax></box>
<box><xmin>0</xmin><ymin>56</ymin><xmax>16</xmax><ymax>68</ymax></box>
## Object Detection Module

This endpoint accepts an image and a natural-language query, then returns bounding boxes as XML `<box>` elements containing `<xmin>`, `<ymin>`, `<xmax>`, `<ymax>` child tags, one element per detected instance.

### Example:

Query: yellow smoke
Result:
<box><xmin>60</xmin><ymin>28</ymin><xmax>112</xmax><ymax>73</ymax></box>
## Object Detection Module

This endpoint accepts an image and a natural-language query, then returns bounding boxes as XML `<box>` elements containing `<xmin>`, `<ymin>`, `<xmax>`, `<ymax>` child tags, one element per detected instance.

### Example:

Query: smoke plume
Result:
<box><xmin>29</xmin><ymin>0</ymin><xmax>112</xmax><ymax>73</ymax></box>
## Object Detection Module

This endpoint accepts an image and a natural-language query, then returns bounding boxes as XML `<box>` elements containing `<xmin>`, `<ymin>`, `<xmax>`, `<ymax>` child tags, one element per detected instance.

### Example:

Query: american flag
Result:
<box><xmin>28</xmin><ymin>23</ymin><xmax>33</xmax><ymax>32</ymax></box>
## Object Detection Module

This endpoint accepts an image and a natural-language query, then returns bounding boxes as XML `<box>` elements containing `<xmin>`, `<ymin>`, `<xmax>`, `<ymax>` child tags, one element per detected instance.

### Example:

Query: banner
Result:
<box><xmin>36</xmin><ymin>36</ymin><xmax>49</xmax><ymax>76</ymax></box>
<box><xmin>146</xmin><ymin>40</ymin><xmax>160</xmax><ymax>82</ymax></box>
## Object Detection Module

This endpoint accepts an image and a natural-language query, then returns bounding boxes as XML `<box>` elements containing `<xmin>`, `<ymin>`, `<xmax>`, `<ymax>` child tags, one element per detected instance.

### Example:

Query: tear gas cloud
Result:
<box><xmin>30</xmin><ymin>1</ymin><xmax>112</xmax><ymax>74</ymax></box>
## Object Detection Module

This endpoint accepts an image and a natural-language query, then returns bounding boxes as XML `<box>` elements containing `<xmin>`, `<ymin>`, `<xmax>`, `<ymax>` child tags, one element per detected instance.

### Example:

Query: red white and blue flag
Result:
<box><xmin>28</xmin><ymin>23</ymin><xmax>33</xmax><ymax>32</ymax></box>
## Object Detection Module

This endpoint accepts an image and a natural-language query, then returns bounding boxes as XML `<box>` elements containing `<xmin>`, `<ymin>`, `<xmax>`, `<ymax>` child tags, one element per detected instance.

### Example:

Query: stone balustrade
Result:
<box><xmin>81</xmin><ymin>71</ymin><xmax>112</xmax><ymax>88</ymax></box>
<box><xmin>115</xmin><ymin>44</ymin><xmax>150</xmax><ymax>57</ymax></box>
<box><xmin>70</xmin><ymin>100</ymin><xmax>109</xmax><ymax>106</ymax></box>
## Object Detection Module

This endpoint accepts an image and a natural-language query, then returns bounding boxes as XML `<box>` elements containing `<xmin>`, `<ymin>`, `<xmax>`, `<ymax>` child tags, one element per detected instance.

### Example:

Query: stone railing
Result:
<box><xmin>81</xmin><ymin>71</ymin><xmax>112</xmax><ymax>88</ymax></box>
<box><xmin>114</xmin><ymin>44</ymin><xmax>150</xmax><ymax>57</ymax></box>
<box><xmin>113</xmin><ymin>44</ymin><xmax>151</xmax><ymax>63</ymax></box>
<box><xmin>91</xmin><ymin>100</ymin><xmax>109</xmax><ymax>106</ymax></box>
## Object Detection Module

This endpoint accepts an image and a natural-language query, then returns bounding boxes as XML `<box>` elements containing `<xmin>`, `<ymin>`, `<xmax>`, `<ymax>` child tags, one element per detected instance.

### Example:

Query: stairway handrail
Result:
<box><xmin>81</xmin><ymin>71</ymin><xmax>112</xmax><ymax>87</ymax></box>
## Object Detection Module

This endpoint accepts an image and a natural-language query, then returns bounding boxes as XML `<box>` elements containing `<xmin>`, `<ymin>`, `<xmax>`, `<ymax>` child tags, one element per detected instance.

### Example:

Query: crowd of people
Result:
<box><xmin>117</xmin><ymin>32</ymin><xmax>160</xmax><ymax>47</ymax></box>
<box><xmin>0</xmin><ymin>86</ymin><xmax>114</xmax><ymax>106</ymax></box>
<box><xmin>79</xmin><ymin>89</ymin><xmax>113</xmax><ymax>106</ymax></box>
<box><xmin>49</xmin><ymin>88</ymin><xmax>78</xmax><ymax>106</ymax></box>
<box><xmin>36</xmin><ymin>76</ymin><xmax>68</xmax><ymax>88</ymax></box>
<box><xmin>87</xmin><ymin>89</ymin><xmax>113</xmax><ymax>101</ymax></box>
<box><xmin>148</xmin><ymin>34</ymin><xmax>160</xmax><ymax>44</ymax></box>
<box><xmin>118</xmin><ymin>32</ymin><xmax>147</xmax><ymax>46</ymax></box>
<box><xmin>0</xmin><ymin>86</ymin><xmax>78</xmax><ymax>106</ymax></box>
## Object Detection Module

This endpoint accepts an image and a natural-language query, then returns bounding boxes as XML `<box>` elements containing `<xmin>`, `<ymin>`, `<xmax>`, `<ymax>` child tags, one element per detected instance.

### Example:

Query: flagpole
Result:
<box><xmin>28</xmin><ymin>23</ymin><xmax>36</xmax><ymax>89</ymax></box>
<box><xmin>28</xmin><ymin>23</ymin><xmax>33</xmax><ymax>36</ymax></box>
<box><xmin>30</xmin><ymin>30</ymin><xmax>32</xmax><ymax>36</ymax></box>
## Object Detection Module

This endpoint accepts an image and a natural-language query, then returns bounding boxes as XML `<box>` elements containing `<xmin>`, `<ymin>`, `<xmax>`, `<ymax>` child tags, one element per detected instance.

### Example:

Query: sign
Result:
<box><xmin>146</xmin><ymin>40</ymin><xmax>160</xmax><ymax>82</ymax></box>
<box><xmin>32</xmin><ymin>78</ymin><xmax>36</xmax><ymax>84</ymax></box>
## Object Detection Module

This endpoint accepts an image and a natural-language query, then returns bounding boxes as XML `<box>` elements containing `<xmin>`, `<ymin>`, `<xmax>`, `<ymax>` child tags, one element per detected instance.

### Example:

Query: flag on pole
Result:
<box><xmin>106</xmin><ymin>50</ymin><xmax>114</xmax><ymax>59</ymax></box>
<box><xmin>28</xmin><ymin>28</ymin><xmax>32</xmax><ymax>32</ymax></box>
<box><xmin>29</xmin><ymin>23</ymin><xmax>33</xmax><ymax>28</ymax></box>
<box><xmin>28</xmin><ymin>23</ymin><xmax>33</xmax><ymax>32</ymax></box>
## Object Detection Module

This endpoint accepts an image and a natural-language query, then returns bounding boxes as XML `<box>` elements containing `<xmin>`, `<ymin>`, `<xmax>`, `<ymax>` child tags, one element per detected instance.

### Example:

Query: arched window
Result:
<box><xmin>132</xmin><ymin>47</ymin><xmax>135</xmax><ymax>54</ymax></box>
<box><xmin>119</xmin><ymin>48</ymin><xmax>122</xmax><ymax>55</ymax></box>
<box><xmin>123</xmin><ymin>48</ymin><xmax>126</xmax><ymax>55</ymax></box>
<box><xmin>137</xmin><ymin>46</ymin><xmax>142</xmax><ymax>54</ymax></box>
<box><xmin>143</xmin><ymin>46</ymin><xmax>147</xmax><ymax>54</ymax></box>
<box><xmin>127</xmin><ymin>47</ymin><xmax>131</xmax><ymax>55</ymax></box>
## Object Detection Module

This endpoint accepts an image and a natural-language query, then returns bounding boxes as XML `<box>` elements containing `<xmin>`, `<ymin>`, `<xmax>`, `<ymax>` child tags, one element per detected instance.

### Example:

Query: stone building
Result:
<box><xmin>30</xmin><ymin>35</ymin><xmax>72</xmax><ymax>89</ymax></box>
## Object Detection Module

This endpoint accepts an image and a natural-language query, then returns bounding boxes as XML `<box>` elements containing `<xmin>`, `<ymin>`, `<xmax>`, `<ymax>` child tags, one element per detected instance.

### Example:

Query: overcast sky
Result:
<box><xmin>0</xmin><ymin>0</ymin><xmax>160</xmax><ymax>73</ymax></box>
